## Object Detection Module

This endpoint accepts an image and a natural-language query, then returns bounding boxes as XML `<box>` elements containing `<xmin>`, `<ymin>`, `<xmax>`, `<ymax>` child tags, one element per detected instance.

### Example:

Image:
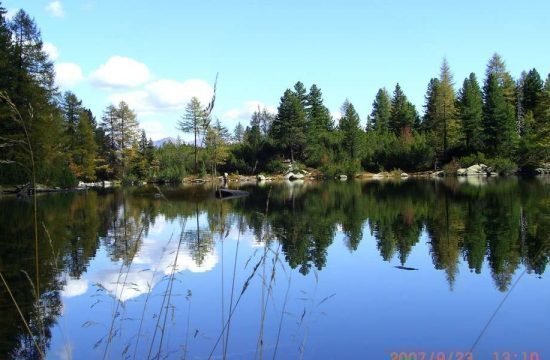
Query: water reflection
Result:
<box><xmin>0</xmin><ymin>178</ymin><xmax>548</xmax><ymax>358</ymax></box>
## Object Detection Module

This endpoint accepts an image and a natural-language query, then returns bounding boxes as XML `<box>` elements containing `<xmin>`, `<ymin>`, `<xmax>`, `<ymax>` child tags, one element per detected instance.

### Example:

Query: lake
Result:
<box><xmin>0</xmin><ymin>178</ymin><xmax>548</xmax><ymax>359</ymax></box>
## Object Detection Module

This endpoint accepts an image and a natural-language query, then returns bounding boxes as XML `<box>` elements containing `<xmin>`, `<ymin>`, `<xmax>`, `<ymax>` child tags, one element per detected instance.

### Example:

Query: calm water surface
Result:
<box><xmin>0</xmin><ymin>178</ymin><xmax>549</xmax><ymax>359</ymax></box>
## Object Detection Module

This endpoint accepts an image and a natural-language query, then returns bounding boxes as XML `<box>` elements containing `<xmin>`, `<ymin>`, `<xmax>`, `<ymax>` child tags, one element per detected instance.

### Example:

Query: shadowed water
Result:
<box><xmin>0</xmin><ymin>178</ymin><xmax>548</xmax><ymax>359</ymax></box>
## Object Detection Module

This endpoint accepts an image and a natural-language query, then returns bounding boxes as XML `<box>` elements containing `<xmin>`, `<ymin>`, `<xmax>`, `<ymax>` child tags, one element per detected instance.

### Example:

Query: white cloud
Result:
<box><xmin>6</xmin><ymin>8</ymin><xmax>18</xmax><ymax>20</ymax></box>
<box><xmin>55</xmin><ymin>62</ymin><xmax>84</xmax><ymax>88</ymax></box>
<box><xmin>46</xmin><ymin>1</ymin><xmax>64</xmax><ymax>17</ymax></box>
<box><xmin>140</xmin><ymin>120</ymin><xmax>170</xmax><ymax>141</ymax></box>
<box><xmin>109</xmin><ymin>78</ymin><xmax>214</xmax><ymax>116</ymax></box>
<box><xmin>61</xmin><ymin>277</ymin><xmax>88</xmax><ymax>298</ymax></box>
<box><xmin>146</xmin><ymin>79</ymin><xmax>213</xmax><ymax>110</ymax></box>
<box><xmin>90</xmin><ymin>56</ymin><xmax>151</xmax><ymax>88</ymax></box>
<box><xmin>331</xmin><ymin>111</ymin><xmax>342</xmax><ymax>121</ymax></box>
<box><xmin>43</xmin><ymin>42</ymin><xmax>59</xmax><ymax>61</ymax></box>
<box><xmin>95</xmin><ymin>233</ymin><xmax>218</xmax><ymax>302</ymax></box>
<box><xmin>222</xmin><ymin>100</ymin><xmax>276</xmax><ymax>129</ymax></box>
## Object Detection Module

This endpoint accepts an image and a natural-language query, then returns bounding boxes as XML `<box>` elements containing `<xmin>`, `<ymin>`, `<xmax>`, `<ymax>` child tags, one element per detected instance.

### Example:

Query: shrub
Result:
<box><xmin>458</xmin><ymin>153</ymin><xmax>487</xmax><ymax>168</ymax></box>
<box><xmin>265</xmin><ymin>159</ymin><xmax>286</xmax><ymax>174</ymax></box>
<box><xmin>443</xmin><ymin>159</ymin><xmax>460</xmax><ymax>175</ymax></box>
<box><xmin>487</xmin><ymin>157</ymin><xmax>518</xmax><ymax>175</ymax></box>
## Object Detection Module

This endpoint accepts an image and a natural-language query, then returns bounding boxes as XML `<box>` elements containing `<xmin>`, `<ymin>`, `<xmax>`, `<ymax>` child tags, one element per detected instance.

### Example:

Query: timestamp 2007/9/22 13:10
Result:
<box><xmin>389</xmin><ymin>352</ymin><xmax>541</xmax><ymax>360</ymax></box>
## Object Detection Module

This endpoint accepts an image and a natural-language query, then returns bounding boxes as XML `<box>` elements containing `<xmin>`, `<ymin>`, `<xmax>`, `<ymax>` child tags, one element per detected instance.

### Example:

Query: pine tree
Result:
<box><xmin>486</xmin><ymin>53</ymin><xmax>516</xmax><ymax>106</ymax></box>
<box><xmin>115</xmin><ymin>101</ymin><xmax>139</xmax><ymax>178</ymax></box>
<box><xmin>389</xmin><ymin>83</ymin><xmax>418</xmax><ymax>136</ymax></box>
<box><xmin>483</xmin><ymin>73</ymin><xmax>517</xmax><ymax>158</ymax></box>
<box><xmin>520</xmin><ymin>68</ymin><xmax>543</xmax><ymax>116</ymax></box>
<box><xmin>306</xmin><ymin>84</ymin><xmax>333</xmax><ymax>132</ymax></box>
<box><xmin>457</xmin><ymin>73</ymin><xmax>483</xmax><ymax>153</ymax></box>
<box><xmin>270</xmin><ymin>89</ymin><xmax>306</xmax><ymax>162</ymax></box>
<box><xmin>370</xmin><ymin>88</ymin><xmax>392</xmax><ymax>132</ymax></box>
<box><xmin>205</xmin><ymin>119</ymin><xmax>230</xmax><ymax>176</ymax></box>
<box><xmin>423</xmin><ymin>78</ymin><xmax>440</xmax><ymax>132</ymax></box>
<box><xmin>339</xmin><ymin>99</ymin><xmax>362</xmax><ymax>160</ymax></box>
<box><xmin>9</xmin><ymin>10</ymin><xmax>56</xmax><ymax>96</ymax></box>
<box><xmin>423</xmin><ymin>59</ymin><xmax>459</xmax><ymax>156</ymax></box>
<box><xmin>259</xmin><ymin>108</ymin><xmax>274</xmax><ymax>137</ymax></box>
<box><xmin>244</xmin><ymin>108</ymin><xmax>263</xmax><ymax>151</ymax></box>
<box><xmin>1</xmin><ymin>9</ymin><xmax>64</xmax><ymax>185</ymax></box>
<box><xmin>61</xmin><ymin>91</ymin><xmax>83</xmax><ymax>152</ymax></box>
<box><xmin>531</xmin><ymin>75</ymin><xmax>550</xmax><ymax>163</ymax></box>
<box><xmin>177</xmin><ymin>97</ymin><xmax>208</xmax><ymax>174</ymax></box>
<box><xmin>233</xmin><ymin>121</ymin><xmax>244</xmax><ymax>143</ymax></box>
<box><xmin>74</xmin><ymin>109</ymin><xmax>97</xmax><ymax>181</ymax></box>
<box><xmin>293</xmin><ymin>81</ymin><xmax>308</xmax><ymax>108</ymax></box>
<box><xmin>0</xmin><ymin>2</ymin><xmax>13</xmax><ymax>93</ymax></box>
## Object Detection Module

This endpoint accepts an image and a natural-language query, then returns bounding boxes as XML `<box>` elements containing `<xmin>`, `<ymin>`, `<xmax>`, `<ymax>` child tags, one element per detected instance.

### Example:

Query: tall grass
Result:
<box><xmin>0</xmin><ymin>92</ymin><xmax>44</xmax><ymax>359</ymax></box>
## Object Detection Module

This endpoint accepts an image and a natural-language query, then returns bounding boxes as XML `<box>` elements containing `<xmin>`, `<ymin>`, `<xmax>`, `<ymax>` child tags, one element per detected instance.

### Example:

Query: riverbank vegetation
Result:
<box><xmin>1</xmin><ymin>4</ymin><xmax>549</xmax><ymax>188</ymax></box>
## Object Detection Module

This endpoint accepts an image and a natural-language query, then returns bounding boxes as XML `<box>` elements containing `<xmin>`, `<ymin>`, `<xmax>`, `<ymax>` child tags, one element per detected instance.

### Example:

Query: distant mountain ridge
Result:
<box><xmin>153</xmin><ymin>137</ymin><xmax>177</xmax><ymax>148</ymax></box>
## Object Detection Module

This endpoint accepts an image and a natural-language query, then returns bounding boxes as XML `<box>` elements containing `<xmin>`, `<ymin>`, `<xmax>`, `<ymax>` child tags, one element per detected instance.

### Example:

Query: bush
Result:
<box><xmin>458</xmin><ymin>153</ymin><xmax>487</xmax><ymax>168</ymax></box>
<box><xmin>487</xmin><ymin>157</ymin><xmax>518</xmax><ymax>175</ymax></box>
<box><xmin>265</xmin><ymin>159</ymin><xmax>285</xmax><ymax>174</ymax></box>
<box><xmin>443</xmin><ymin>159</ymin><xmax>460</xmax><ymax>175</ymax></box>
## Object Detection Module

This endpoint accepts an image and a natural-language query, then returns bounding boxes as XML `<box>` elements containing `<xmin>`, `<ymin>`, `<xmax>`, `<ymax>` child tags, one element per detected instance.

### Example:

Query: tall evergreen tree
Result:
<box><xmin>245</xmin><ymin>108</ymin><xmax>263</xmax><ymax>150</ymax></box>
<box><xmin>233</xmin><ymin>121</ymin><xmax>244</xmax><ymax>143</ymax></box>
<box><xmin>293</xmin><ymin>81</ymin><xmax>308</xmax><ymax>108</ymax></box>
<box><xmin>9</xmin><ymin>10</ymin><xmax>56</xmax><ymax>95</ymax></box>
<box><xmin>205</xmin><ymin>119</ymin><xmax>230</xmax><ymax>176</ymax></box>
<box><xmin>530</xmin><ymin>75</ymin><xmax>550</xmax><ymax>164</ymax></box>
<box><xmin>303</xmin><ymin>84</ymin><xmax>334</xmax><ymax>167</ymax></box>
<box><xmin>1</xmin><ymin>9</ymin><xmax>64</xmax><ymax>185</ymax></box>
<box><xmin>177</xmin><ymin>97</ymin><xmax>208</xmax><ymax>174</ymax></box>
<box><xmin>520</xmin><ymin>68</ymin><xmax>543</xmax><ymax>117</ymax></box>
<box><xmin>423</xmin><ymin>59</ymin><xmax>459</xmax><ymax>156</ymax></box>
<box><xmin>270</xmin><ymin>89</ymin><xmax>306</xmax><ymax>162</ymax></box>
<box><xmin>457</xmin><ymin>73</ymin><xmax>484</xmax><ymax>153</ymax></box>
<box><xmin>115</xmin><ymin>101</ymin><xmax>138</xmax><ymax>178</ymax></box>
<box><xmin>73</xmin><ymin>109</ymin><xmax>96</xmax><ymax>181</ymax></box>
<box><xmin>61</xmin><ymin>91</ymin><xmax>83</xmax><ymax>151</ymax></box>
<box><xmin>370</xmin><ymin>88</ymin><xmax>392</xmax><ymax>132</ymax></box>
<box><xmin>486</xmin><ymin>53</ymin><xmax>516</xmax><ymax>122</ymax></box>
<box><xmin>0</xmin><ymin>2</ymin><xmax>13</xmax><ymax>93</ymax></box>
<box><xmin>306</xmin><ymin>84</ymin><xmax>333</xmax><ymax>132</ymax></box>
<box><xmin>389</xmin><ymin>83</ymin><xmax>418</xmax><ymax>136</ymax></box>
<box><xmin>422</xmin><ymin>78</ymin><xmax>440</xmax><ymax>132</ymax></box>
<box><xmin>339</xmin><ymin>99</ymin><xmax>362</xmax><ymax>160</ymax></box>
<box><xmin>483</xmin><ymin>73</ymin><xmax>517</xmax><ymax>157</ymax></box>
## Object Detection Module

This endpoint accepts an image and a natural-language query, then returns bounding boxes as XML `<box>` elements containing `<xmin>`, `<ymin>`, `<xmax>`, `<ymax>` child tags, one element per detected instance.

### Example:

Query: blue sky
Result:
<box><xmin>4</xmin><ymin>0</ymin><xmax>550</xmax><ymax>140</ymax></box>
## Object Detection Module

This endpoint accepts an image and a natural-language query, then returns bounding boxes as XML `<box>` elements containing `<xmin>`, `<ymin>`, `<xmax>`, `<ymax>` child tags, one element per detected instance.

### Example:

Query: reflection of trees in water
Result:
<box><xmin>183</xmin><ymin>204</ymin><xmax>214</xmax><ymax>267</ymax></box>
<box><xmin>0</xmin><ymin>179</ymin><xmax>548</xmax><ymax>357</ymax></box>
<box><xmin>0</xmin><ymin>193</ymin><xmax>95</xmax><ymax>358</ymax></box>
<box><xmin>102</xmin><ymin>192</ymin><xmax>147</xmax><ymax>264</ymax></box>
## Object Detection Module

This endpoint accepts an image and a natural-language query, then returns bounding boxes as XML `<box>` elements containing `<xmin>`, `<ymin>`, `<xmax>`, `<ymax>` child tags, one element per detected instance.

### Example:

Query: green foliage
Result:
<box><xmin>442</xmin><ymin>159</ymin><xmax>460</xmax><ymax>175</ymax></box>
<box><xmin>458</xmin><ymin>153</ymin><xmax>488</xmax><ymax>168</ymax></box>
<box><xmin>154</xmin><ymin>142</ymin><xmax>193</xmax><ymax>182</ymax></box>
<box><xmin>487</xmin><ymin>157</ymin><xmax>518</xmax><ymax>175</ymax></box>
<box><xmin>270</xmin><ymin>88</ymin><xmax>307</xmax><ymax>162</ymax></box>
<box><xmin>178</xmin><ymin>97</ymin><xmax>209</xmax><ymax>174</ymax></box>
<box><xmin>1</xmin><ymin>10</ymin><xmax>545</xmax><ymax>183</ymax></box>
<box><xmin>458</xmin><ymin>73</ymin><xmax>484</xmax><ymax>153</ymax></box>
<box><xmin>423</xmin><ymin>59</ymin><xmax>460</xmax><ymax>157</ymax></box>
<box><xmin>370</xmin><ymin>88</ymin><xmax>392</xmax><ymax>132</ymax></box>
<box><xmin>363</xmin><ymin>130</ymin><xmax>434</xmax><ymax>172</ymax></box>
<box><xmin>483</xmin><ymin>73</ymin><xmax>518</xmax><ymax>158</ymax></box>
<box><xmin>389</xmin><ymin>83</ymin><xmax>419</xmax><ymax>135</ymax></box>
<box><xmin>265</xmin><ymin>159</ymin><xmax>286</xmax><ymax>174</ymax></box>
<box><xmin>339</xmin><ymin>99</ymin><xmax>363</xmax><ymax>160</ymax></box>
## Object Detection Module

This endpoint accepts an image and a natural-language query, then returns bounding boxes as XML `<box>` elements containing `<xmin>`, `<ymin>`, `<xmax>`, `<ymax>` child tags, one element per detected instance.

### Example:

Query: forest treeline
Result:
<box><xmin>1</xmin><ymin>5</ymin><xmax>549</xmax><ymax>187</ymax></box>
